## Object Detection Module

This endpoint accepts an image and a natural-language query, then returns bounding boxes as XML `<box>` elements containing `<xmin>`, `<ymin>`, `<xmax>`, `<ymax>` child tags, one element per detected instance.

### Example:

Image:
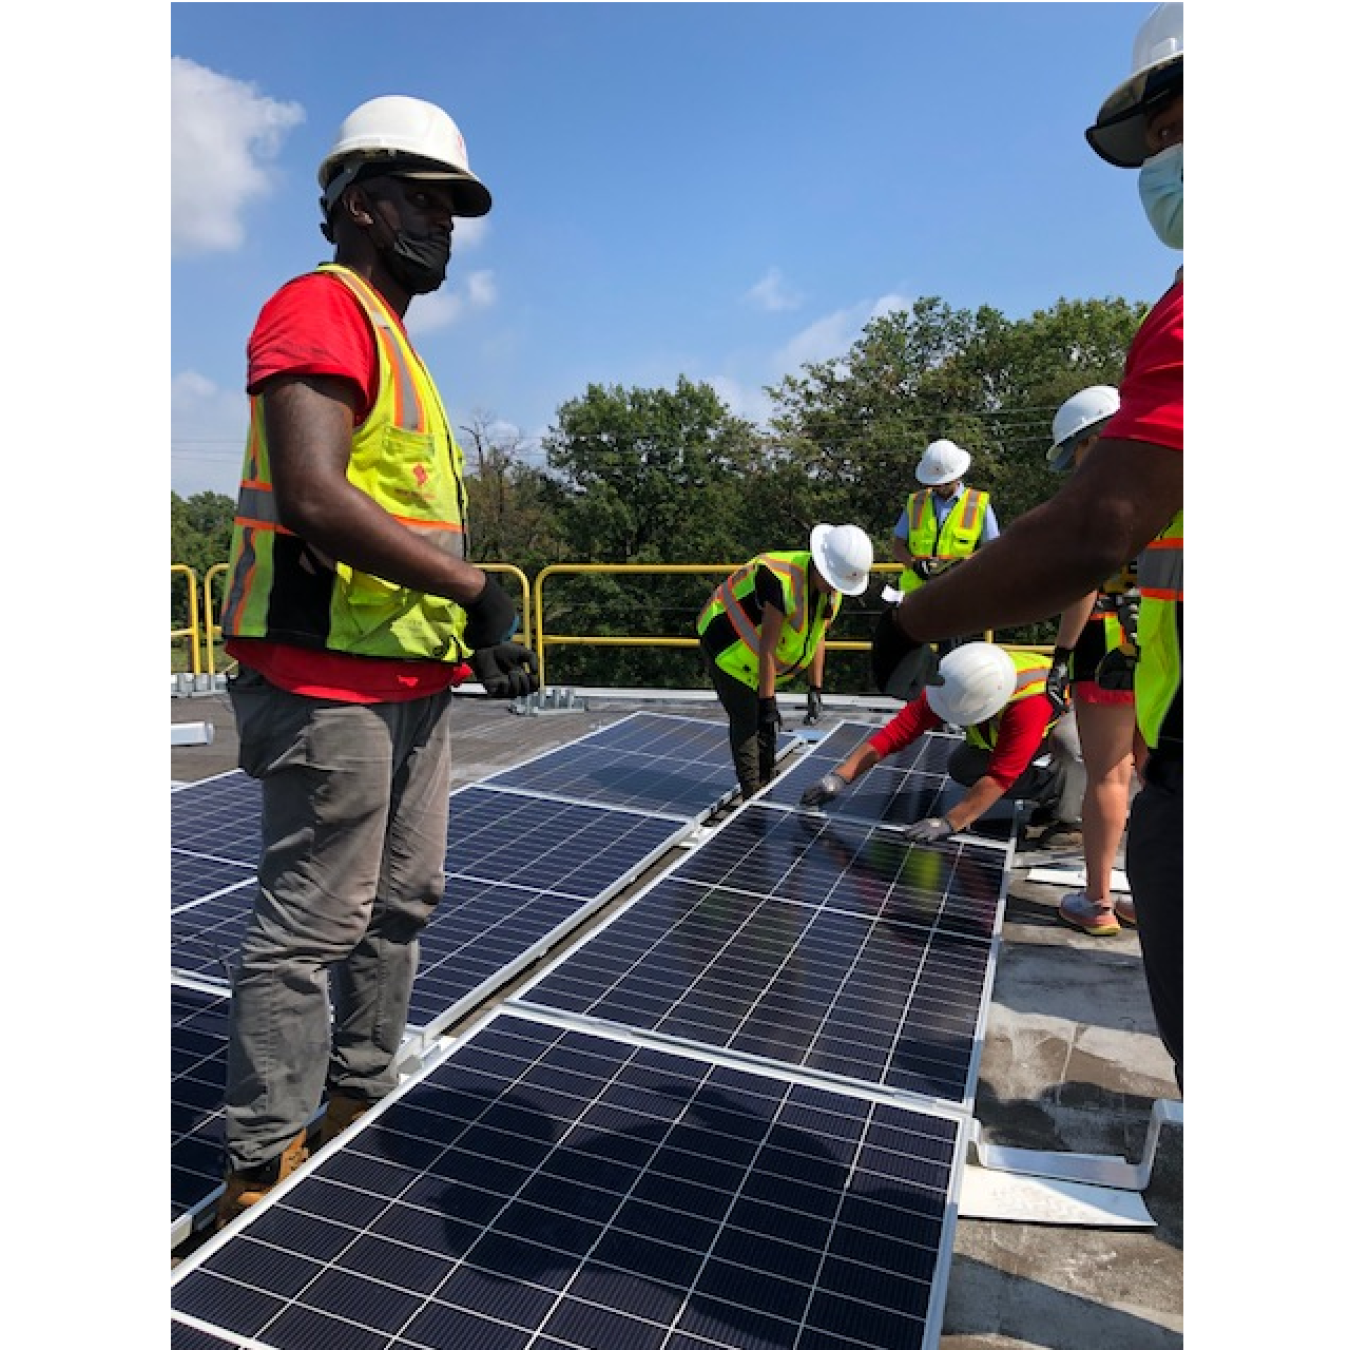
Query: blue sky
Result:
<box><xmin>170</xmin><ymin>2</ymin><xmax>1177</xmax><ymax>498</ymax></box>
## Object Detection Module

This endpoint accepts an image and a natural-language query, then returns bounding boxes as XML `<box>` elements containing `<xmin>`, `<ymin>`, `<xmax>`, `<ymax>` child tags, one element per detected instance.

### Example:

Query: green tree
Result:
<box><xmin>459</xmin><ymin>416</ymin><xmax>569</xmax><ymax>576</ymax></box>
<box><xmin>170</xmin><ymin>490</ymin><xmax>236</xmax><ymax>630</ymax></box>
<box><xmin>540</xmin><ymin>378</ymin><xmax>764</xmax><ymax>686</ymax></box>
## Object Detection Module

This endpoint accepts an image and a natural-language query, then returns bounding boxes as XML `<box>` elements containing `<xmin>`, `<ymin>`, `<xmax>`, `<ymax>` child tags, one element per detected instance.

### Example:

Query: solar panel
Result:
<box><xmin>578</xmin><ymin>710</ymin><xmax>733</xmax><ymax>764</ymax></box>
<box><xmin>171</xmin><ymin>1008</ymin><xmax>967</xmax><ymax>1350</ymax></box>
<box><xmin>171</xmin><ymin>981</ymin><xmax>232</xmax><ymax>1245</ymax></box>
<box><xmin>403</xmin><ymin>879</ymin><xmax>603</xmax><ymax>1045</ymax></box>
<box><xmin>761</xmin><ymin>722</ymin><xmax>1021</xmax><ymax>842</ymax></box>
<box><xmin>475</xmin><ymin>712</ymin><xmax>740</xmax><ymax>819</ymax></box>
<box><xmin>171</xmin><ymin>848</ymin><xmax>254</xmax><ymax>912</ymax></box>
<box><xmin>171</xmin><ymin>769</ymin><xmax>262</xmax><ymax>866</ymax></box>
<box><xmin>445</xmin><ymin>786</ymin><xmax>695</xmax><ymax>897</ymax></box>
<box><xmin>511</xmin><ymin>807</ymin><xmax>1008</xmax><ymax>1107</ymax></box>
<box><xmin>171</xmin><ymin>883</ymin><xmax>255</xmax><ymax>988</ymax></box>
<box><xmin>653</xmin><ymin>804</ymin><xmax>1008</xmax><ymax>940</ymax></box>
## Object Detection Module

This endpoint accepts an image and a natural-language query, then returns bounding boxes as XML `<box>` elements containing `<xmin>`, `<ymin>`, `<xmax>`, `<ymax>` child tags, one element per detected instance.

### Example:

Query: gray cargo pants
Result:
<box><xmin>224</xmin><ymin>667</ymin><xmax>453</xmax><ymax>1171</ymax></box>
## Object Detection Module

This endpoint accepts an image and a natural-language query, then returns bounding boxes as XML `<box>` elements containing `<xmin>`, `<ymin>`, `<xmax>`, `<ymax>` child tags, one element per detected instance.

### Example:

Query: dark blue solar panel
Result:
<box><xmin>172</xmin><ymin>1010</ymin><xmax>965</xmax><ymax>1350</ymax></box>
<box><xmin>171</xmin><ymin>770</ymin><xmax>262</xmax><ymax>865</ymax></box>
<box><xmin>404</xmin><ymin>879</ymin><xmax>595</xmax><ymax>1037</ymax></box>
<box><xmin>663</xmin><ymin>804</ymin><xmax>1007</xmax><ymax>940</ymax></box>
<box><xmin>514</xmin><ymin>872</ymin><xmax>996</xmax><ymax>1104</ymax></box>
<box><xmin>578</xmin><ymin>711</ymin><xmax>732</xmax><ymax>765</ymax></box>
<box><xmin>171</xmin><ymin>983</ymin><xmax>231</xmax><ymax>1238</ymax></box>
<box><xmin>171</xmin><ymin>886</ymin><xmax>254</xmax><ymax>987</ymax></box>
<box><xmin>477</xmin><ymin>712</ymin><xmax>741</xmax><ymax>819</ymax></box>
<box><xmin>171</xmin><ymin>848</ymin><xmax>255</xmax><ymax>911</ymax></box>
<box><xmin>481</xmin><ymin>742</ymin><xmax>737</xmax><ymax>819</ymax></box>
<box><xmin>446</xmin><ymin>786</ymin><xmax>692</xmax><ymax>898</ymax></box>
<box><xmin>762</xmin><ymin>723</ymin><xmax>1019</xmax><ymax>842</ymax></box>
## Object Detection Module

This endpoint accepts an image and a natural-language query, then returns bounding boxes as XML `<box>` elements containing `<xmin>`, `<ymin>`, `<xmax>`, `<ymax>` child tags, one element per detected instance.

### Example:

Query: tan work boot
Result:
<box><xmin>313</xmin><ymin>1091</ymin><xmax>371</xmax><ymax>1150</ymax></box>
<box><xmin>214</xmin><ymin>1130</ymin><xmax>308</xmax><ymax>1231</ymax></box>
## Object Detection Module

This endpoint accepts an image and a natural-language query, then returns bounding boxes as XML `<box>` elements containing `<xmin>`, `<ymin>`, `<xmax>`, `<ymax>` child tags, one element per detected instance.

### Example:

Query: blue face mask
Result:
<box><xmin>1138</xmin><ymin>143</ymin><xmax>1183</xmax><ymax>250</ymax></box>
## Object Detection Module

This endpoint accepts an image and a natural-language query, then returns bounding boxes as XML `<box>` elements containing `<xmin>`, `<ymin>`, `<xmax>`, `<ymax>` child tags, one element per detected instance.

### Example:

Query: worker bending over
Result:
<box><xmin>698</xmin><ymin>524</ymin><xmax>873</xmax><ymax>798</ymax></box>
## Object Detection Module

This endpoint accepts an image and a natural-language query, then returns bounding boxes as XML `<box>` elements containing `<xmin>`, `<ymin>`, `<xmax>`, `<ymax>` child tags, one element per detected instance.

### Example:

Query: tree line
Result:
<box><xmin>171</xmin><ymin>293</ymin><xmax>1147</xmax><ymax>693</ymax></box>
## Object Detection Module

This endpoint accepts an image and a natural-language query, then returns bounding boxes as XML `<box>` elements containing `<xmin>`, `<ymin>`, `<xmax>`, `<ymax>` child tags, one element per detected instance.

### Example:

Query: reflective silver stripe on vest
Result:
<box><xmin>1138</xmin><ymin>543</ymin><xmax>1183</xmax><ymax>598</ymax></box>
<box><xmin>368</xmin><ymin>310</ymin><xmax>422</xmax><ymax>432</ymax></box>
<box><xmin>235</xmin><ymin>484</ymin><xmax>279</xmax><ymax>524</ymax></box>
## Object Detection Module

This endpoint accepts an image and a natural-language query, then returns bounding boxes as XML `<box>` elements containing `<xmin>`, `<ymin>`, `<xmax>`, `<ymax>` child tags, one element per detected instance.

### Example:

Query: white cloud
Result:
<box><xmin>744</xmin><ymin>267</ymin><xmax>803</xmax><ymax>313</ymax></box>
<box><xmin>709</xmin><ymin>375</ymin><xmax>773</xmax><ymax>428</ymax></box>
<box><xmin>406</xmin><ymin>269</ymin><xmax>497</xmax><ymax>336</ymax></box>
<box><xmin>171</xmin><ymin>371</ymin><xmax>250</xmax><ymax>497</ymax></box>
<box><xmin>774</xmin><ymin>292</ymin><xmax>916</xmax><ymax>372</ymax></box>
<box><xmin>172</xmin><ymin>57</ymin><xmax>304</xmax><ymax>258</ymax></box>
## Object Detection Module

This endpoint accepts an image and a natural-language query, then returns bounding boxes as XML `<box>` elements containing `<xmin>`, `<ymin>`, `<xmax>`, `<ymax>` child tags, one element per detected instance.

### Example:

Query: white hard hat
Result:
<box><xmin>915</xmin><ymin>439</ymin><xmax>972</xmax><ymax>487</ymax></box>
<box><xmin>809</xmin><ymin>523</ymin><xmax>873</xmax><ymax>597</ymax></box>
<box><xmin>926</xmin><ymin>643</ymin><xmax>1017</xmax><ymax>727</ymax></box>
<box><xmin>318</xmin><ymin>95</ymin><xmax>492</xmax><ymax>217</ymax></box>
<box><xmin>1047</xmin><ymin>385</ymin><xmax>1121</xmax><ymax>472</ymax></box>
<box><xmin>1086</xmin><ymin>4</ymin><xmax>1183</xmax><ymax>168</ymax></box>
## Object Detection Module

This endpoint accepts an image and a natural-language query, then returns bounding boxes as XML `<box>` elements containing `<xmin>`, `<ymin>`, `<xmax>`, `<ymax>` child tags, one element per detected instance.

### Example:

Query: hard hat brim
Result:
<box><xmin>1086</xmin><ymin>56</ymin><xmax>1182</xmax><ymax>168</ymax></box>
<box><xmin>395</xmin><ymin>167</ymin><xmax>492</xmax><ymax>218</ymax></box>
<box><xmin>916</xmin><ymin>448</ymin><xmax>971</xmax><ymax>486</ymax></box>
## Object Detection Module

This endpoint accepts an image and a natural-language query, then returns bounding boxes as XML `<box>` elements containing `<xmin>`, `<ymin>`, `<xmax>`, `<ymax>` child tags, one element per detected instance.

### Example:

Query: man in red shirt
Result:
<box><xmin>871</xmin><ymin>5</ymin><xmax>1183</xmax><ymax>1084</ymax></box>
<box><xmin>800</xmin><ymin>643</ymin><xmax>1075</xmax><ymax>841</ymax></box>
<box><xmin>214</xmin><ymin>95</ymin><xmax>539</xmax><ymax>1227</ymax></box>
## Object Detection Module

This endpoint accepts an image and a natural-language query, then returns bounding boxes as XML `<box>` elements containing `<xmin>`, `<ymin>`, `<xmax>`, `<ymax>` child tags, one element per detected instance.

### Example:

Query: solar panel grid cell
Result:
<box><xmin>172</xmin><ymin>1011</ymin><xmax>964</xmax><ymax>1350</ymax></box>
<box><xmin>171</xmin><ymin>984</ymin><xmax>231</xmax><ymax>1228</ymax></box>
<box><xmin>170</xmin><ymin>770</ymin><xmax>263</xmax><ymax>864</ymax></box>
<box><xmin>171</xmin><ymin>849</ymin><xmax>255</xmax><ymax>911</ymax></box>
<box><xmin>445</xmin><ymin>786</ymin><xmax>692</xmax><ymax>897</ymax></box>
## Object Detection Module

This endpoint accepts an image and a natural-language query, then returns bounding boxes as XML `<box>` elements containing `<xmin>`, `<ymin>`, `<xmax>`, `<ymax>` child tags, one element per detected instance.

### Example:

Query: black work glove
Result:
<box><xmin>804</xmin><ymin>685</ymin><xmax>824</xmax><ymax>726</ymax></box>
<box><xmin>468</xmin><ymin>643</ymin><xmax>539</xmax><ymax>699</ymax></box>
<box><xmin>1046</xmin><ymin>646</ymin><xmax>1073</xmax><ymax>720</ymax></box>
<box><xmin>462</xmin><ymin>573</ymin><xmax>520</xmax><ymax>649</ymax></box>
<box><xmin>799</xmin><ymin>771</ymin><xmax>845</xmax><ymax>808</ymax></box>
<box><xmin>758</xmin><ymin>696</ymin><xmax>782</xmax><ymax>732</ymax></box>
<box><xmin>1094</xmin><ymin>647</ymin><xmax>1137</xmax><ymax>692</ymax></box>
<box><xmin>910</xmin><ymin>558</ymin><xmax>941</xmax><ymax>581</ymax></box>
<box><xmin>871</xmin><ymin>607</ymin><xmax>940</xmax><ymax>702</ymax></box>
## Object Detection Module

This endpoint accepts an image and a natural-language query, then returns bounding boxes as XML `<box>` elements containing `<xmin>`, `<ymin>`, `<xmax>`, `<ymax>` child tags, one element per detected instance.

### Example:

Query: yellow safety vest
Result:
<box><xmin>899</xmin><ymin>487</ymin><xmax>991</xmax><ymax>593</ymax></box>
<box><xmin>1135</xmin><ymin>510</ymin><xmax>1183</xmax><ymax>750</ymax></box>
<box><xmin>696</xmin><ymin>551</ymin><xmax>839</xmax><ymax>690</ymax></box>
<box><xmin>964</xmin><ymin>651</ymin><xmax>1054</xmax><ymax>752</ymax></box>
<box><xmin>221</xmin><ymin>264</ymin><xmax>472</xmax><ymax>662</ymax></box>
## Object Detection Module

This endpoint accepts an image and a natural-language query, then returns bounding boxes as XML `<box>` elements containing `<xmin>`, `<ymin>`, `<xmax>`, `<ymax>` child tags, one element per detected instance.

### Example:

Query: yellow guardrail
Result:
<box><xmin>176</xmin><ymin>559</ymin><xmax>1043</xmax><ymax>692</ymax></box>
<box><xmin>170</xmin><ymin>565</ymin><xmax>202</xmax><ymax>676</ymax></box>
<box><xmin>530</xmin><ymin>562</ymin><xmax>926</xmax><ymax>690</ymax></box>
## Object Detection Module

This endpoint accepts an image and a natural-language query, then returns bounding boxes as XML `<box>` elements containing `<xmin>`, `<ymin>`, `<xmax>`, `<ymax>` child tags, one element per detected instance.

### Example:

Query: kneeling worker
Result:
<box><xmin>800</xmin><ymin>641</ymin><xmax>1077</xmax><ymax>841</ymax></box>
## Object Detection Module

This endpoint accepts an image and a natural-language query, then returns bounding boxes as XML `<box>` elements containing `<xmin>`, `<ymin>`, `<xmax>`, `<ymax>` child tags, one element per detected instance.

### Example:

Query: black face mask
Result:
<box><xmin>381</xmin><ymin>224</ymin><xmax>452</xmax><ymax>295</ymax></box>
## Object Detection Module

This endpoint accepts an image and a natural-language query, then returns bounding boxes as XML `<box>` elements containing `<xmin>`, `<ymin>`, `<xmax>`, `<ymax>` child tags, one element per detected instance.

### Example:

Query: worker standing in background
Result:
<box><xmin>892</xmin><ymin>438</ymin><xmax>999</xmax><ymax>654</ymax></box>
<box><xmin>214</xmin><ymin>94</ymin><xmax>539</xmax><ymax>1228</ymax></box>
<box><xmin>698</xmin><ymin>524</ymin><xmax>873</xmax><ymax>799</ymax></box>
<box><xmin>1044</xmin><ymin>386</ymin><xmax>1142</xmax><ymax>937</ymax></box>
<box><xmin>801</xmin><ymin>642</ymin><xmax>1079</xmax><ymax>841</ymax></box>
<box><xmin>869</xmin><ymin>3</ymin><xmax>1183</xmax><ymax>1085</ymax></box>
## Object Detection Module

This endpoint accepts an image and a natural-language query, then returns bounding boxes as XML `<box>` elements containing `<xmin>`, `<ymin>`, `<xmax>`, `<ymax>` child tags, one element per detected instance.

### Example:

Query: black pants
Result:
<box><xmin>703</xmin><ymin>650</ymin><xmax>775</xmax><ymax>797</ymax></box>
<box><xmin>1126</xmin><ymin>748</ymin><xmax>1183</xmax><ymax>1088</ymax></box>
<box><xmin>946</xmin><ymin>743</ymin><xmax>1059</xmax><ymax>803</ymax></box>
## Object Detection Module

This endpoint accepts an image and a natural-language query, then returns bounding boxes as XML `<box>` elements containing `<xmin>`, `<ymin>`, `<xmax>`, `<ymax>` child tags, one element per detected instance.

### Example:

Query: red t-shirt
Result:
<box><xmin>868</xmin><ymin>692</ymin><xmax>1053</xmax><ymax>791</ymax></box>
<box><xmin>225</xmin><ymin>273</ymin><xmax>467</xmax><ymax>703</ymax></box>
<box><xmin>1106</xmin><ymin>275</ymin><xmax>1183</xmax><ymax>452</ymax></box>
